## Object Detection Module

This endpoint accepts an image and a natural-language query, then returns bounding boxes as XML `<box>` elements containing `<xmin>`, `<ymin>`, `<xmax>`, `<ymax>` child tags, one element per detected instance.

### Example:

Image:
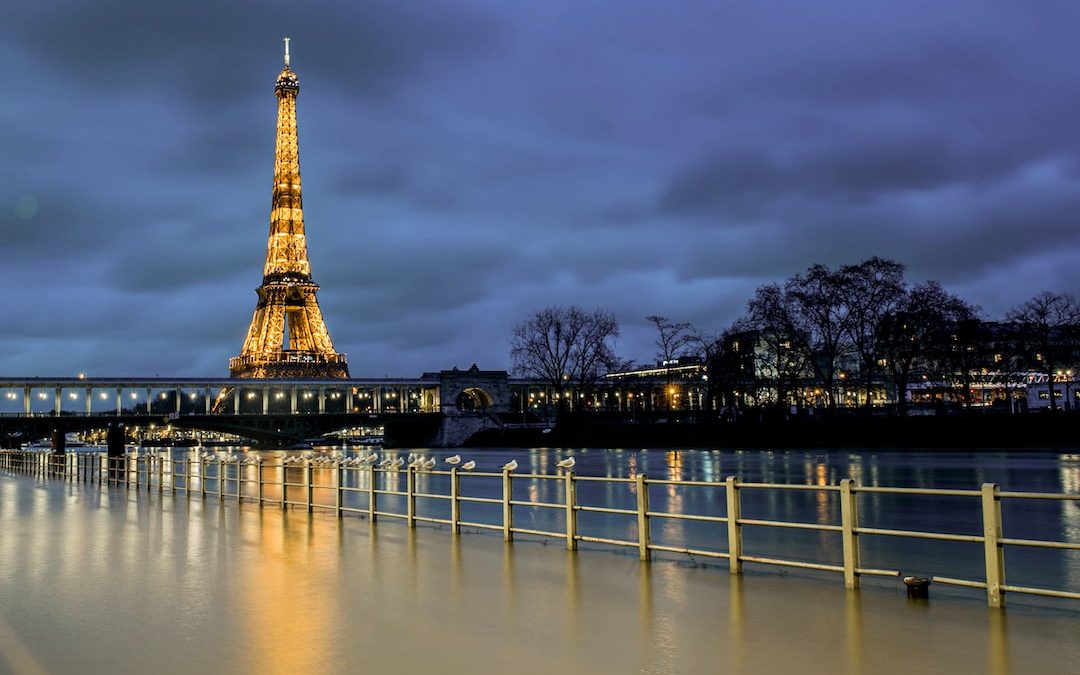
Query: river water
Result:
<box><xmin>1</xmin><ymin>448</ymin><xmax>1078</xmax><ymax>674</ymax></box>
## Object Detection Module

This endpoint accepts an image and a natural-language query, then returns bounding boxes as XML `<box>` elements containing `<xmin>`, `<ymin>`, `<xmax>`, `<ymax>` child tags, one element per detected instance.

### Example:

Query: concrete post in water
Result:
<box><xmin>335</xmin><ymin>461</ymin><xmax>343</xmax><ymax>518</ymax></box>
<box><xmin>636</xmin><ymin>473</ymin><xmax>651</xmax><ymax>561</ymax></box>
<box><xmin>450</xmin><ymin>467</ymin><xmax>460</xmax><ymax>534</ymax></box>
<box><xmin>305</xmin><ymin>460</ymin><xmax>313</xmax><ymax>512</ymax></box>
<box><xmin>281</xmin><ymin>459</ymin><xmax>287</xmax><ymax>510</ymax></box>
<box><xmin>726</xmin><ymin>476</ymin><xmax>743</xmax><ymax>574</ymax></box>
<box><xmin>840</xmin><ymin>478</ymin><xmax>860</xmax><ymax>590</ymax></box>
<box><xmin>368</xmin><ymin>466</ymin><xmax>377</xmax><ymax>522</ymax></box>
<box><xmin>564</xmin><ymin>470</ymin><xmax>578</xmax><ymax>551</ymax></box>
<box><xmin>406</xmin><ymin>465</ymin><xmax>416</xmax><ymax>528</ymax></box>
<box><xmin>502</xmin><ymin>469</ymin><xmax>513</xmax><ymax>542</ymax></box>
<box><xmin>981</xmin><ymin>483</ymin><xmax>1006</xmax><ymax>608</ymax></box>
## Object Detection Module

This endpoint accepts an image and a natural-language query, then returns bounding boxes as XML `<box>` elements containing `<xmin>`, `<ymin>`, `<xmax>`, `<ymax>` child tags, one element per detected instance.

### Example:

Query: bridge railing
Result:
<box><xmin>2</xmin><ymin>449</ymin><xmax>1078</xmax><ymax>608</ymax></box>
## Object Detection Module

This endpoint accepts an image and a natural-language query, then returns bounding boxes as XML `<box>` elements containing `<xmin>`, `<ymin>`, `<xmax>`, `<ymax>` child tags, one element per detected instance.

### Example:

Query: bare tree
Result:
<box><xmin>877</xmin><ymin>281</ymin><xmax>978</xmax><ymax>415</ymax></box>
<box><xmin>1006</xmin><ymin>292</ymin><xmax>1080</xmax><ymax>411</ymax></box>
<box><xmin>646</xmin><ymin>315</ymin><xmax>697</xmax><ymax>409</ymax></box>
<box><xmin>742</xmin><ymin>283</ymin><xmax>814</xmax><ymax>409</ymax></box>
<box><xmin>511</xmin><ymin>306</ymin><xmax>621</xmax><ymax>409</ymax></box>
<box><xmin>840</xmin><ymin>257</ymin><xmax>906</xmax><ymax>407</ymax></box>
<box><xmin>786</xmin><ymin>264</ymin><xmax>850</xmax><ymax>408</ymax></box>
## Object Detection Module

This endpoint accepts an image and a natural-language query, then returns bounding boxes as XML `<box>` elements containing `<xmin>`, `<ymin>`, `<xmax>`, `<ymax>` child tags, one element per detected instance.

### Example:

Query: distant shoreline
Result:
<box><xmin>464</xmin><ymin>413</ymin><xmax>1080</xmax><ymax>450</ymax></box>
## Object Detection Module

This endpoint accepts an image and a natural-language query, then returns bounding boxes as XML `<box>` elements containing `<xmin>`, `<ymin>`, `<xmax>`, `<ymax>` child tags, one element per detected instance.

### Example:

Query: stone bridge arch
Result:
<box><xmin>434</xmin><ymin>365</ymin><xmax>510</xmax><ymax>415</ymax></box>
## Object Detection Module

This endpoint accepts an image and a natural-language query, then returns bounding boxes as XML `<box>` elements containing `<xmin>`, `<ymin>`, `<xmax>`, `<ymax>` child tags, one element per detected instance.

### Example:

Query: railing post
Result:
<box><xmin>184</xmin><ymin>457</ymin><xmax>190</xmax><ymax>497</ymax></box>
<box><xmin>305</xmin><ymin>460</ymin><xmax>313</xmax><ymax>513</ymax></box>
<box><xmin>281</xmin><ymin>460</ymin><xmax>287</xmax><ymax>510</ymax></box>
<box><xmin>236</xmin><ymin>459</ymin><xmax>242</xmax><ymax>504</ymax></box>
<box><xmin>406</xmin><ymin>466</ymin><xmax>416</xmax><ymax>528</ymax></box>
<box><xmin>840</xmin><ymin>478</ymin><xmax>861</xmax><ymax>590</ymax></box>
<box><xmin>158</xmin><ymin>453</ymin><xmax>164</xmax><ymax>494</ymax></box>
<box><xmin>256</xmin><ymin>458</ymin><xmax>263</xmax><ymax>506</ymax></box>
<box><xmin>450</xmin><ymin>467</ymin><xmax>460</xmax><ymax>534</ymax></box>
<box><xmin>981</xmin><ymin>483</ymin><xmax>1006</xmax><ymax>608</ymax></box>
<box><xmin>502</xmin><ymin>469</ymin><xmax>513</xmax><ymax>542</ymax></box>
<box><xmin>335</xmin><ymin>461</ymin><xmax>343</xmax><ymax>518</ymax></box>
<box><xmin>368</xmin><ymin>467</ymin><xmax>377</xmax><ymax>521</ymax></box>
<box><xmin>636</xmin><ymin>473</ymin><xmax>651</xmax><ymax>561</ymax></box>
<box><xmin>564</xmin><ymin>469</ymin><xmax>578</xmax><ymax>551</ymax></box>
<box><xmin>726</xmin><ymin>476</ymin><xmax>743</xmax><ymax>574</ymax></box>
<box><xmin>218</xmin><ymin>459</ymin><xmax>225</xmax><ymax>501</ymax></box>
<box><xmin>200</xmin><ymin>459</ymin><xmax>207</xmax><ymax>499</ymax></box>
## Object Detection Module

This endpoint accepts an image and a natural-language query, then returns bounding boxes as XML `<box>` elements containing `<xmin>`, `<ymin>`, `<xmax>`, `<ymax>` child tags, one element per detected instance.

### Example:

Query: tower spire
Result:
<box><xmin>230</xmin><ymin>41</ymin><xmax>348</xmax><ymax>379</ymax></box>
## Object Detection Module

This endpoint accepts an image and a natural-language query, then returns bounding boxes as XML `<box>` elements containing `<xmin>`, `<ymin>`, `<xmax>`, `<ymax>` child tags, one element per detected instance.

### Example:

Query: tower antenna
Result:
<box><xmin>283</xmin><ymin>37</ymin><xmax>291</xmax><ymax>68</ymax></box>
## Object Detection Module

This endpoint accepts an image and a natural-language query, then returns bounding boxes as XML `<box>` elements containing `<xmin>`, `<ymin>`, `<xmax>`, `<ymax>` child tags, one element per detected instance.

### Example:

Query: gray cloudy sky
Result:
<box><xmin>2</xmin><ymin>0</ymin><xmax>1079</xmax><ymax>377</ymax></box>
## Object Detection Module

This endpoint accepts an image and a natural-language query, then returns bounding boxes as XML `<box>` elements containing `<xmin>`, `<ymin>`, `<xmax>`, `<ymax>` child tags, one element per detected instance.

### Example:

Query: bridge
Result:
<box><xmin>0</xmin><ymin>367</ymin><xmax>546</xmax><ymax>446</ymax></box>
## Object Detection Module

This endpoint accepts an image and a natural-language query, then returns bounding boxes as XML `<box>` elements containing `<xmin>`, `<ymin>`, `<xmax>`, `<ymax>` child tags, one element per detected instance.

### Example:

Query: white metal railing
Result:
<box><xmin>2</xmin><ymin>449</ymin><xmax>1078</xmax><ymax>608</ymax></box>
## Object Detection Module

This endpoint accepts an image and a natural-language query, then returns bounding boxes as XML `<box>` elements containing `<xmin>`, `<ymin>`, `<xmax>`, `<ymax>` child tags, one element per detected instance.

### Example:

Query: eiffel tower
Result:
<box><xmin>230</xmin><ymin>38</ymin><xmax>349</xmax><ymax>379</ymax></box>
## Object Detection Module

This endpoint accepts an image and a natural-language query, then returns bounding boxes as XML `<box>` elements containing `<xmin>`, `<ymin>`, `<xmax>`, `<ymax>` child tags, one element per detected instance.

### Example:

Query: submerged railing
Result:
<box><xmin>2</xmin><ymin>449</ymin><xmax>1078</xmax><ymax>608</ymax></box>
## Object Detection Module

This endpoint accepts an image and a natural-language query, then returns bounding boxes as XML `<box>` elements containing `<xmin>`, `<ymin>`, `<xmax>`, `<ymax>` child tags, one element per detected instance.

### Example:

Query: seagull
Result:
<box><xmin>461</xmin><ymin>460</ymin><xmax>476</xmax><ymax>471</ymax></box>
<box><xmin>556</xmin><ymin>457</ymin><xmax>576</xmax><ymax>470</ymax></box>
<box><xmin>445</xmin><ymin>455</ymin><xmax>461</xmax><ymax>466</ymax></box>
<box><xmin>378</xmin><ymin>458</ymin><xmax>392</xmax><ymax>469</ymax></box>
<box><xmin>422</xmin><ymin>457</ymin><xmax>436</xmax><ymax>470</ymax></box>
<box><xmin>502</xmin><ymin>459</ymin><xmax>518</xmax><ymax>472</ymax></box>
<box><xmin>407</xmin><ymin>452</ymin><xmax>418</xmax><ymax>463</ymax></box>
<box><xmin>391</xmin><ymin>457</ymin><xmax>405</xmax><ymax>469</ymax></box>
<box><xmin>366</xmin><ymin>452</ymin><xmax>378</xmax><ymax>463</ymax></box>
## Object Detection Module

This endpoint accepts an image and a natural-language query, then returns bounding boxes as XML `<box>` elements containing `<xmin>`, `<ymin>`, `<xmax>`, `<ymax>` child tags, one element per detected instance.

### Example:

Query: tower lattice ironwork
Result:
<box><xmin>230</xmin><ymin>38</ymin><xmax>349</xmax><ymax>379</ymax></box>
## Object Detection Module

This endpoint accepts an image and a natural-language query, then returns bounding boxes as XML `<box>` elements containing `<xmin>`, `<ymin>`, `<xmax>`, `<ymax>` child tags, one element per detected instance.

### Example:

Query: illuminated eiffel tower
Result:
<box><xmin>230</xmin><ymin>38</ymin><xmax>349</xmax><ymax>379</ymax></box>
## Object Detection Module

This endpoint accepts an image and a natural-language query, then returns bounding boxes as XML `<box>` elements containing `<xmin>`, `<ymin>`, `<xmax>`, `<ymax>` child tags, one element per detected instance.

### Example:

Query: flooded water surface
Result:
<box><xmin>1</xmin><ymin>449</ymin><xmax>1078</xmax><ymax>674</ymax></box>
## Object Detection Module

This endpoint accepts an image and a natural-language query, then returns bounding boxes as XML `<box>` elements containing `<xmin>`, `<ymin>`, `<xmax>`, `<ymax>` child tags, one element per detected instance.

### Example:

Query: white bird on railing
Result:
<box><xmin>378</xmin><ymin>458</ymin><xmax>392</xmax><ymax>468</ymax></box>
<box><xmin>391</xmin><ymin>457</ymin><xmax>405</xmax><ymax>469</ymax></box>
<box><xmin>407</xmin><ymin>452</ymin><xmax>418</xmax><ymax>463</ymax></box>
<box><xmin>422</xmin><ymin>457</ymin><xmax>436</xmax><ymax>470</ymax></box>
<box><xmin>502</xmin><ymin>459</ymin><xmax>518</xmax><ymax>472</ymax></box>
<box><xmin>461</xmin><ymin>460</ymin><xmax>476</xmax><ymax>471</ymax></box>
<box><xmin>556</xmin><ymin>457</ymin><xmax>576</xmax><ymax>470</ymax></box>
<box><xmin>445</xmin><ymin>455</ymin><xmax>461</xmax><ymax>466</ymax></box>
<box><xmin>365</xmin><ymin>452</ymin><xmax>378</xmax><ymax>463</ymax></box>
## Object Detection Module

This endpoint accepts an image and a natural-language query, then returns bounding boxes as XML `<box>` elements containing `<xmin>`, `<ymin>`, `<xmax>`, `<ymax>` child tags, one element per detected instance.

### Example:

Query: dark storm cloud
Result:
<box><xmin>2</xmin><ymin>0</ymin><xmax>1080</xmax><ymax>376</ymax></box>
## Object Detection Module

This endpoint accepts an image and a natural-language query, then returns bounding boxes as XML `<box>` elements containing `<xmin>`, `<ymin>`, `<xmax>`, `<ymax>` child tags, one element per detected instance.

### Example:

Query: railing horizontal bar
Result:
<box><xmin>854</xmin><ymin>486</ymin><xmax>982</xmax><ymax>497</ymax></box>
<box><xmin>414</xmin><ymin>492</ymin><xmax>451</xmax><ymax>501</ymax></box>
<box><xmin>646</xmin><ymin>511</ymin><xmax>728</xmax><ymax>523</ymax></box>
<box><xmin>740</xmin><ymin>482</ymin><xmax>840</xmax><ymax>492</ymax></box>
<box><xmin>739</xmin><ymin>518</ymin><xmax>842</xmax><ymax>532</ymax></box>
<box><xmin>999</xmin><ymin>491</ymin><xmax>1080</xmax><ymax>501</ymax></box>
<box><xmin>509</xmin><ymin>500</ymin><xmax>564</xmax><ymax>510</ymax></box>
<box><xmin>461</xmin><ymin>471</ymin><xmax>502</xmax><ymax>478</ymax></box>
<box><xmin>414</xmin><ymin>516</ymin><xmax>452</xmax><ymax>525</ymax></box>
<box><xmin>932</xmin><ymin>576</ymin><xmax>987</xmax><ymax>589</ymax></box>
<box><xmin>855</xmin><ymin>567</ymin><xmax>901</xmax><ymax>578</ymax></box>
<box><xmin>457</xmin><ymin>496</ymin><xmax>503</xmax><ymax>505</ymax></box>
<box><xmin>999</xmin><ymin>537</ymin><xmax>1080</xmax><ymax>551</ymax></box>
<box><xmin>374</xmin><ymin>490</ymin><xmax>407</xmax><ymax>497</ymax></box>
<box><xmin>574</xmin><ymin>476</ymin><xmax>634</xmax><ymax>483</ymax></box>
<box><xmin>646</xmin><ymin>543</ymin><xmax>729</xmax><ymax>559</ymax></box>
<box><xmin>574</xmin><ymin>505</ymin><xmax>637</xmax><ymax>516</ymax></box>
<box><xmin>1000</xmin><ymin>584</ymin><xmax>1080</xmax><ymax>600</ymax></box>
<box><xmin>510</xmin><ymin>527</ymin><xmax>563</xmax><ymax>538</ymax></box>
<box><xmin>372</xmin><ymin>511</ymin><xmax>407</xmax><ymax>520</ymax></box>
<box><xmin>855</xmin><ymin>526</ymin><xmax>983</xmax><ymax>543</ymax></box>
<box><xmin>575</xmin><ymin>535</ymin><xmax>637</xmax><ymax>547</ymax></box>
<box><xmin>340</xmin><ymin>506</ymin><xmax>367</xmax><ymax>514</ymax></box>
<box><xmin>739</xmin><ymin>555</ymin><xmax>844</xmax><ymax>573</ymax></box>
<box><xmin>458</xmin><ymin>521</ymin><xmax>502</xmax><ymax>532</ymax></box>
<box><xmin>645</xmin><ymin>478</ymin><xmax>724</xmax><ymax>487</ymax></box>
